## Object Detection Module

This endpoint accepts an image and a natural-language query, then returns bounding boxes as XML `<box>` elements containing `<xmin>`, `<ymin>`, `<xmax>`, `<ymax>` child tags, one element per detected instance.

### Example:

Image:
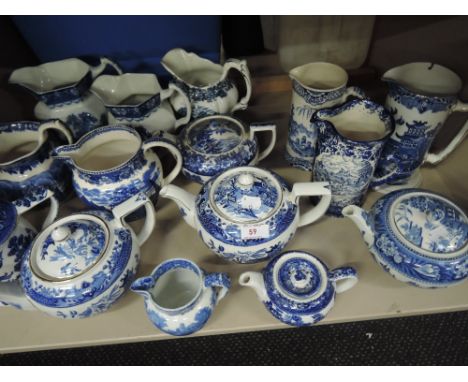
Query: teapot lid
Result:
<box><xmin>272</xmin><ymin>252</ymin><xmax>327</xmax><ymax>301</ymax></box>
<box><xmin>184</xmin><ymin>116</ymin><xmax>244</xmax><ymax>155</ymax></box>
<box><xmin>390</xmin><ymin>192</ymin><xmax>468</xmax><ymax>256</ymax></box>
<box><xmin>30</xmin><ymin>214</ymin><xmax>109</xmax><ymax>281</ymax></box>
<box><xmin>0</xmin><ymin>201</ymin><xmax>17</xmax><ymax>245</ymax></box>
<box><xmin>209</xmin><ymin>167</ymin><xmax>282</xmax><ymax>223</ymax></box>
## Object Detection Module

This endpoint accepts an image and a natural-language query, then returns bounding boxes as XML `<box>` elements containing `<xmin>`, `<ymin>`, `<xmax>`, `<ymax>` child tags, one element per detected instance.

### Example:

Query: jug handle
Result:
<box><xmin>161</xmin><ymin>82</ymin><xmax>192</xmax><ymax>129</ymax></box>
<box><xmin>288</xmin><ymin>182</ymin><xmax>331</xmax><ymax>227</ymax></box>
<box><xmin>342</xmin><ymin>86</ymin><xmax>367</xmax><ymax>101</ymax></box>
<box><xmin>224</xmin><ymin>59</ymin><xmax>252</xmax><ymax>113</ymax></box>
<box><xmin>249</xmin><ymin>123</ymin><xmax>277</xmax><ymax>162</ymax></box>
<box><xmin>329</xmin><ymin>266</ymin><xmax>358</xmax><ymax>294</ymax></box>
<box><xmin>38</xmin><ymin>120</ymin><xmax>73</xmax><ymax>146</ymax></box>
<box><xmin>425</xmin><ymin>101</ymin><xmax>468</xmax><ymax>165</ymax></box>
<box><xmin>142</xmin><ymin>133</ymin><xmax>183</xmax><ymax>186</ymax></box>
<box><xmin>14</xmin><ymin>187</ymin><xmax>59</xmax><ymax>230</ymax></box>
<box><xmin>205</xmin><ymin>272</ymin><xmax>231</xmax><ymax>304</ymax></box>
<box><xmin>112</xmin><ymin>193</ymin><xmax>156</xmax><ymax>246</ymax></box>
<box><xmin>90</xmin><ymin>57</ymin><xmax>123</xmax><ymax>79</ymax></box>
<box><xmin>370</xmin><ymin>166</ymin><xmax>401</xmax><ymax>187</ymax></box>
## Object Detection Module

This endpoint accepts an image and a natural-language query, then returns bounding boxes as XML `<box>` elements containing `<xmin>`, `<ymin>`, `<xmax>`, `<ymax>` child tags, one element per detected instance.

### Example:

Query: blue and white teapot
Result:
<box><xmin>343</xmin><ymin>189</ymin><xmax>468</xmax><ymax>288</ymax></box>
<box><xmin>0</xmin><ymin>192</ymin><xmax>155</xmax><ymax>318</ymax></box>
<box><xmin>239</xmin><ymin>250</ymin><xmax>357</xmax><ymax>326</ymax></box>
<box><xmin>160</xmin><ymin>166</ymin><xmax>331</xmax><ymax>263</ymax></box>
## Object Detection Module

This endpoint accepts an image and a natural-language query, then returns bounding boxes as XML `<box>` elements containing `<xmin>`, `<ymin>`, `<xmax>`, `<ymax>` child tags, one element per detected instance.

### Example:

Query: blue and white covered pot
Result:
<box><xmin>161</xmin><ymin>48</ymin><xmax>252</xmax><ymax>120</ymax></box>
<box><xmin>9</xmin><ymin>57</ymin><xmax>122</xmax><ymax>140</ymax></box>
<box><xmin>0</xmin><ymin>188</ymin><xmax>58</xmax><ymax>282</ymax></box>
<box><xmin>52</xmin><ymin>125</ymin><xmax>182</xmax><ymax>212</ymax></box>
<box><xmin>239</xmin><ymin>250</ymin><xmax>357</xmax><ymax>326</ymax></box>
<box><xmin>372</xmin><ymin>62</ymin><xmax>468</xmax><ymax>192</ymax></box>
<box><xmin>0</xmin><ymin>192</ymin><xmax>156</xmax><ymax>318</ymax></box>
<box><xmin>0</xmin><ymin>120</ymin><xmax>73</xmax><ymax>201</ymax></box>
<box><xmin>131</xmin><ymin>258</ymin><xmax>230</xmax><ymax>336</ymax></box>
<box><xmin>178</xmin><ymin>115</ymin><xmax>276</xmax><ymax>184</ymax></box>
<box><xmin>343</xmin><ymin>189</ymin><xmax>468</xmax><ymax>288</ymax></box>
<box><xmin>160</xmin><ymin>166</ymin><xmax>331</xmax><ymax>263</ymax></box>
<box><xmin>285</xmin><ymin>62</ymin><xmax>366</xmax><ymax>171</ymax></box>
<box><xmin>90</xmin><ymin>73</ymin><xmax>192</xmax><ymax>134</ymax></box>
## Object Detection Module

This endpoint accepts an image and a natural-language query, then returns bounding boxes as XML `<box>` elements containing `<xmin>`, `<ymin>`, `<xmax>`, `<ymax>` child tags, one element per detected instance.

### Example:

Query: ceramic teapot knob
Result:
<box><xmin>51</xmin><ymin>226</ymin><xmax>71</xmax><ymax>242</ymax></box>
<box><xmin>237</xmin><ymin>173</ymin><xmax>254</xmax><ymax>188</ymax></box>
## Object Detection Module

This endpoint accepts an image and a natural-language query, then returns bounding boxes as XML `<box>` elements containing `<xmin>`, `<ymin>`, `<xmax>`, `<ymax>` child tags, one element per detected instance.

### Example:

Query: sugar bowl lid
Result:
<box><xmin>209</xmin><ymin>167</ymin><xmax>283</xmax><ymax>223</ymax></box>
<box><xmin>272</xmin><ymin>251</ymin><xmax>328</xmax><ymax>302</ymax></box>
<box><xmin>29</xmin><ymin>214</ymin><xmax>109</xmax><ymax>281</ymax></box>
<box><xmin>0</xmin><ymin>201</ymin><xmax>17</xmax><ymax>245</ymax></box>
<box><xmin>184</xmin><ymin>115</ymin><xmax>245</xmax><ymax>155</ymax></box>
<box><xmin>389</xmin><ymin>191</ymin><xmax>468</xmax><ymax>256</ymax></box>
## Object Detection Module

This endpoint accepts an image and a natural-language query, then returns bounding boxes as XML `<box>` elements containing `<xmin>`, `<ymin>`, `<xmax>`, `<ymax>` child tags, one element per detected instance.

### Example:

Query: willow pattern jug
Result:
<box><xmin>90</xmin><ymin>73</ymin><xmax>192</xmax><ymax>134</ymax></box>
<box><xmin>285</xmin><ymin>62</ymin><xmax>365</xmax><ymax>171</ymax></box>
<box><xmin>9</xmin><ymin>57</ymin><xmax>122</xmax><ymax>140</ymax></box>
<box><xmin>161</xmin><ymin>48</ymin><xmax>252</xmax><ymax>119</ymax></box>
<box><xmin>372</xmin><ymin>62</ymin><xmax>468</xmax><ymax>192</ymax></box>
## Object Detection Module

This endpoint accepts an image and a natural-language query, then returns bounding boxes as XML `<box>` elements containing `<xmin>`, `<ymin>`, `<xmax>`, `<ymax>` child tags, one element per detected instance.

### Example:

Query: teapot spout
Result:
<box><xmin>130</xmin><ymin>276</ymin><xmax>154</xmax><ymax>299</ymax></box>
<box><xmin>342</xmin><ymin>205</ymin><xmax>375</xmax><ymax>248</ymax></box>
<box><xmin>0</xmin><ymin>281</ymin><xmax>35</xmax><ymax>310</ymax></box>
<box><xmin>239</xmin><ymin>272</ymin><xmax>268</xmax><ymax>302</ymax></box>
<box><xmin>160</xmin><ymin>185</ymin><xmax>197</xmax><ymax>229</ymax></box>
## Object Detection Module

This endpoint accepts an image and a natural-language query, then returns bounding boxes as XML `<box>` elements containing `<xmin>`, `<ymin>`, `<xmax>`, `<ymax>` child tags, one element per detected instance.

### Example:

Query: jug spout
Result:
<box><xmin>0</xmin><ymin>280</ymin><xmax>35</xmax><ymax>310</ymax></box>
<box><xmin>342</xmin><ymin>205</ymin><xmax>375</xmax><ymax>248</ymax></box>
<box><xmin>160</xmin><ymin>185</ymin><xmax>197</xmax><ymax>229</ymax></box>
<box><xmin>51</xmin><ymin>144</ymin><xmax>80</xmax><ymax>166</ymax></box>
<box><xmin>130</xmin><ymin>276</ymin><xmax>154</xmax><ymax>299</ymax></box>
<box><xmin>239</xmin><ymin>271</ymin><xmax>268</xmax><ymax>302</ymax></box>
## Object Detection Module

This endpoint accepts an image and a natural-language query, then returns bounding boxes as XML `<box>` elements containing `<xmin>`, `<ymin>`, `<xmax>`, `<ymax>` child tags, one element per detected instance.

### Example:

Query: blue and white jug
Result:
<box><xmin>285</xmin><ymin>62</ymin><xmax>365</xmax><ymax>171</ymax></box>
<box><xmin>161</xmin><ymin>48</ymin><xmax>252</xmax><ymax>120</ymax></box>
<box><xmin>372</xmin><ymin>62</ymin><xmax>468</xmax><ymax>191</ymax></box>
<box><xmin>312</xmin><ymin>99</ymin><xmax>393</xmax><ymax>216</ymax></box>
<box><xmin>131</xmin><ymin>259</ymin><xmax>230</xmax><ymax>336</ymax></box>
<box><xmin>9</xmin><ymin>57</ymin><xmax>122</xmax><ymax>140</ymax></box>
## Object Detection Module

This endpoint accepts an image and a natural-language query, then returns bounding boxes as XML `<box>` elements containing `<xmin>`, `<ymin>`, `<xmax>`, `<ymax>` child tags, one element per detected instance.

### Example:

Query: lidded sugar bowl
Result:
<box><xmin>178</xmin><ymin>115</ymin><xmax>276</xmax><ymax>184</ymax></box>
<box><xmin>343</xmin><ymin>189</ymin><xmax>468</xmax><ymax>288</ymax></box>
<box><xmin>239</xmin><ymin>250</ymin><xmax>358</xmax><ymax>326</ymax></box>
<box><xmin>0</xmin><ymin>193</ymin><xmax>155</xmax><ymax>317</ymax></box>
<box><xmin>160</xmin><ymin>166</ymin><xmax>331</xmax><ymax>263</ymax></box>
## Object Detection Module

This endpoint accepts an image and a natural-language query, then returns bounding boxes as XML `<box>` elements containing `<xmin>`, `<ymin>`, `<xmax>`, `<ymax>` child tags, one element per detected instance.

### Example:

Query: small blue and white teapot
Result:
<box><xmin>239</xmin><ymin>250</ymin><xmax>357</xmax><ymax>326</ymax></box>
<box><xmin>131</xmin><ymin>258</ymin><xmax>230</xmax><ymax>336</ymax></box>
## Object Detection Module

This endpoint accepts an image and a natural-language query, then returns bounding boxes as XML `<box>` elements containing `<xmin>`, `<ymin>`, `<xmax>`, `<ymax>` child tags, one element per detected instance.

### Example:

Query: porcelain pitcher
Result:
<box><xmin>312</xmin><ymin>99</ymin><xmax>394</xmax><ymax>216</ymax></box>
<box><xmin>285</xmin><ymin>62</ymin><xmax>366</xmax><ymax>171</ymax></box>
<box><xmin>52</xmin><ymin>126</ymin><xmax>182</xmax><ymax>211</ymax></box>
<box><xmin>131</xmin><ymin>258</ymin><xmax>230</xmax><ymax>336</ymax></box>
<box><xmin>161</xmin><ymin>48</ymin><xmax>252</xmax><ymax>119</ymax></box>
<box><xmin>0</xmin><ymin>187</ymin><xmax>58</xmax><ymax>282</ymax></box>
<box><xmin>9</xmin><ymin>57</ymin><xmax>122</xmax><ymax>140</ymax></box>
<box><xmin>0</xmin><ymin>120</ymin><xmax>73</xmax><ymax>201</ymax></box>
<box><xmin>91</xmin><ymin>73</ymin><xmax>192</xmax><ymax>134</ymax></box>
<box><xmin>372</xmin><ymin>62</ymin><xmax>468</xmax><ymax>191</ymax></box>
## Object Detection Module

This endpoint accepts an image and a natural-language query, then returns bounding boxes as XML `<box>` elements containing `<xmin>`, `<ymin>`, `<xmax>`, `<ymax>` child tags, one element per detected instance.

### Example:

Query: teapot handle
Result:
<box><xmin>204</xmin><ymin>272</ymin><xmax>231</xmax><ymax>304</ymax></box>
<box><xmin>224</xmin><ymin>59</ymin><xmax>252</xmax><ymax>113</ymax></box>
<box><xmin>425</xmin><ymin>103</ymin><xmax>468</xmax><ymax>164</ymax></box>
<box><xmin>329</xmin><ymin>266</ymin><xmax>358</xmax><ymax>294</ymax></box>
<box><xmin>288</xmin><ymin>182</ymin><xmax>331</xmax><ymax>227</ymax></box>
<box><xmin>249</xmin><ymin>123</ymin><xmax>277</xmax><ymax>163</ymax></box>
<box><xmin>142</xmin><ymin>132</ymin><xmax>183</xmax><ymax>186</ymax></box>
<box><xmin>112</xmin><ymin>193</ymin><xmax>156</xmax><ymax>246</ymax></box>
<box><xmin>14</xmin><ymin>187</ymin><xmax>59</xmax><ymax>230</ymax></box>
<box><xmin>160</xmin><ymin>82</ymin><xmax>192</xmax><ymax>129</ymax></box>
